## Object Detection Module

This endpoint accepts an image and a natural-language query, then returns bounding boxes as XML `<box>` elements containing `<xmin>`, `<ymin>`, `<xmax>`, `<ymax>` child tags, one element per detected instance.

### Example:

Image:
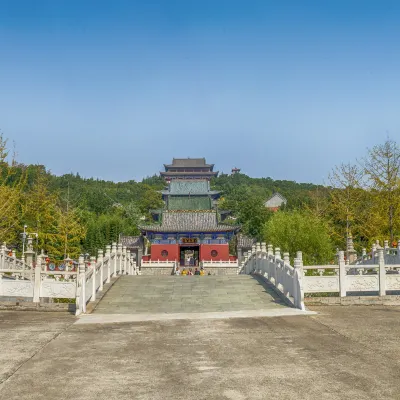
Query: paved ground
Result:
<box><xmin>1</xmin><ymin>275</ymin><xmax>400</xmax><ymax>399</ymax></box>
<box><xmin>93</xmin><ymin>275</ymin><xmax>290</xmax><ymax>314</ymax></box>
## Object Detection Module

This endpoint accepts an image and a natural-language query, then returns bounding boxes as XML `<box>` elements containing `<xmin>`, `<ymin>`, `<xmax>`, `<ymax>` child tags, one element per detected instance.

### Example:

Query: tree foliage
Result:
<box><xmin>363</xmin><ymin>139</ymin><xmax>400</xmax><ymax>242</ymax></box>
<box><xmin>263</xmin><ymin>210</ymin><xmax>335</xmax><ymax>265</ymax></box>
<box><xmin>1</xmin><ymin>131</ymin><xmax>400</xmax><ymax>265</ymax></box>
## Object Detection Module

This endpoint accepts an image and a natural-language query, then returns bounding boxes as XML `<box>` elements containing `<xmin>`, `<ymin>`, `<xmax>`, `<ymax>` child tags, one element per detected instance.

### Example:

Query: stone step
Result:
<box><xmin>93</xmin><ymin>275</ymin><xmax>292</xmax><ymax>315</ymax></box>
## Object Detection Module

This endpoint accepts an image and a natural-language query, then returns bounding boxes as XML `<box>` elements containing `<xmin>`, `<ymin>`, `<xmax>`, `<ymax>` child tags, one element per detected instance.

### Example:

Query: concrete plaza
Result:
<box><xmin>1</xmin><ymin>275</ymin><xmax>400</xmax><ymax>399</ymax></box>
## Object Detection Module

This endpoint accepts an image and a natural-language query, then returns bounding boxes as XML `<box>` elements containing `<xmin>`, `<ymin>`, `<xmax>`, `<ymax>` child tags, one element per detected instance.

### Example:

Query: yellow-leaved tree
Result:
<box><xmin>363</xmin><ymin>139</ymin><xmax>400</xmax><ymax>243</ymax></box>
<box><xmin>21</xmin><ymin>167</ymin><xmax>85</xmax><ymax>259</ymax></box>
<box><xmin>328</xmin><ymin>163</ymin><xmax>368</xmax><ymax>249</ymax></box>
<box><xmin>0</xmin><ymin>134</ymin><xmax>26</xmax><ymax>245</ymax></box>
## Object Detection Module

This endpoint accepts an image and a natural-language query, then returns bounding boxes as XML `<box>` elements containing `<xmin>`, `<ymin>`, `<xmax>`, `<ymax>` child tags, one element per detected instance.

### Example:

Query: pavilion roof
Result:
<box><xmin>160</xmin><ymin>171</ymin><xmax>218</xmax><ymax>177</ymax></box>
<box><xmin>164</xmin><ymin>158</ymin><xmax>214</xmax><ymax>169</ymax></box>
<box><xmin>160</xmin><ymin>190</ymin><xmax>220</xmax><ymax>196</ymax></box>
<box><xmin>139</xmin><ymin>211</ymin><xmax>240</xmax><ymax>233</ymax></box>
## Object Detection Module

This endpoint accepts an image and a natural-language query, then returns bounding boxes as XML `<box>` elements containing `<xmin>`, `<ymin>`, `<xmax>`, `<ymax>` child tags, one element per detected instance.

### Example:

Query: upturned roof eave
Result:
<box><xmin>138</xmin><ymin>225</ymin><xmax>240</xmax><ymax>233</ymax></box>
<box><xmin>160</xmin><ymin>171</ymin><xmax>218</xmax><ymax>175</ymax></box>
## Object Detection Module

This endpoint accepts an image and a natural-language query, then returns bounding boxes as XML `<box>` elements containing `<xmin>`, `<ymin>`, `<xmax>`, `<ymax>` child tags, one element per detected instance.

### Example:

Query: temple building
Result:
<box><xmin>139</xmin><ymin>158</ymin><xmax>240</xmax><ymax>266</ymax></box>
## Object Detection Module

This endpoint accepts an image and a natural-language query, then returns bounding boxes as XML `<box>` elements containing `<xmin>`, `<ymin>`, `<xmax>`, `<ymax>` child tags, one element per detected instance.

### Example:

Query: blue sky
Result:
<box><xmin>1</xmin><ymin>0</ymin><xmax>399</xmax><ymax>183</ymax></box>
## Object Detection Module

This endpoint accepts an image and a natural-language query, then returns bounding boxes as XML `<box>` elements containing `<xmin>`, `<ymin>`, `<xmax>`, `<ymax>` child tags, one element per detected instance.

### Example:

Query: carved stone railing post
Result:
<box><xmin>33</xmin><ymin>253</ymin><xmax>42</xmax><ymax>303</ymax></box>
<box><xmin>117</xmin><ymin>243</ymin><xmax>123</xmax><ymax>274</ymax></box>
<box><xmin>126</xmin><ymin>250</ymin><xmax>131</xmax><ymax>275</ymax></box>
<box><xmin>261</xmin><ymin>243</ymin><xmax>267</xmax><ymax>275</ymax></box>
<box><xmin>112</xmin><ymin>242</ymin><xmax>117</xmax><ymax>276</ymax></box>
<box><xmin>251</xmin><ymin>245</ymin><xmax>256</xmax><ymax>272</ymax></box>
<box><xmin>338</xmin><ymin>251</ymin><xmax>346</xmax><ymax>297</ymax></box>
<box><xmin>243</xmin><ymin>252</ymin><xmax>249</xmax><ymax>274</ymax></box>
<box><xmin>248</xmin><ymin>250</ymin><xmax>253</xmax><ymax>273</ymax></box>
<box><xmin>90</xmin><ymin>256</ymin><xmax>97</xmax><ymax>302</ymax></box>
<box><xmin>283</xmin><ymin>252</ymin><xmax>290</xmax><ymax>264</ymax></box>
<box><xmin>378</xmin><ymin>248</ymin><xmax>386</xmax><ymax>297</ymax></box>
<box><xmin>293</xmin><ymin>258</ymin><xmax>305</xmax><ymax>310</ymax></box>
<box><xmin>122</xmin><ymin>245</ymin><xmax>127</xmax><ymax>274</ymax></box>
<box><xmin>274</xmin><ymin>248</ymin><xmax>281</xmax><ymax>285</ymax></box>
<box><xmin>78</xmin><ymin>255</ymin><xmax>86</xmax><ymax>314</ymax></box>
<box><xmin>98</xmin><ymin>249</ymin><xmax>104</xmax><ymax>291</ymax></box>
<box><xmin>256</xmin><ymin>242</ymin><xmax>261</xmax><ymax>272</ymax></box>
<box><xmin>105</xmin><ymin>245</ymin><xmax>111</xmax><ymax>283</ymax></box>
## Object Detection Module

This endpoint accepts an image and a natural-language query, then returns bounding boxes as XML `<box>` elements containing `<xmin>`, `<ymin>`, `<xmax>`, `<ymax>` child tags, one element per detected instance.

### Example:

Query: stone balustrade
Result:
<box><xmin>200</xmin><ymin>260</ymin><xmax>239</xmax><ymax>268</ymax></box>
<box><xmin>356</xmin><ymin>240</ymin><xmax>400</xmax><ymax>265</ymax></box>
<box><xmin>140</xmin><ymin>260</ymin><xmax>177</xmax><ymax>276</ymax></box>
<box><xmin>0</xmin><ymin>241</ymin><xmax>138</xmax><ymax>315</ymax></box>
<box><xmin>241</xmin><ymin>241</ymin><xmax>400</xmax><ymax>309</ymax></box>
<box><xmin>240</xmin><ymin>242</ymin><xmax>305</xmax><ymax>310</ymax></box>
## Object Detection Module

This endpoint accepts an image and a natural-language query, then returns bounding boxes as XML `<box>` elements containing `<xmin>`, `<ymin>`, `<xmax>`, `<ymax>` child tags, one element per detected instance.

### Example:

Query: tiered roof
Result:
<box><xmin>140</xmin><ymin>158</ymin><xmax>239</xmax><ymax>235</ymax></box>
<box><xmin>139</xmin><ymin>211</ymin><xmax>239</xmax><ymax>233</ymax></box>
<box><xmin>164</xmin><ymin>158</ymin><xmax>214</xmax><ymax>169</ymax></box>
<box><xmin>161</xmin><ymin>157</ymin><xmax>218</xmax><ymax>180</ymax></box>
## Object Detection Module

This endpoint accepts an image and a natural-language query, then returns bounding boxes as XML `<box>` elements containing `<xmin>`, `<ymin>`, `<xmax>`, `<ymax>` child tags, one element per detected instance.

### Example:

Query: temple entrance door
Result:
<box><xmin>179</xmin><ymin>245</ymin><xmax>200</xmax><ymax>267</ymax></box>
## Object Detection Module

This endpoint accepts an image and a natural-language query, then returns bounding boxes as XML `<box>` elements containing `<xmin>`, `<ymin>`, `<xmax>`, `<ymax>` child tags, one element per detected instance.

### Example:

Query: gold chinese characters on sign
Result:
<box><xmin>181</xmin><ymin>238</ymin><xmax>198</xmax><ymax>244</ymax></box>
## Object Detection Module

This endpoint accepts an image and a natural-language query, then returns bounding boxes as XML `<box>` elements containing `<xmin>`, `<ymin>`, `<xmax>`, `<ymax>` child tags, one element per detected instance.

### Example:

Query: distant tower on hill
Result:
<box><xmin>231</xmin><ymin>167</ymin><xmax>241</xmax><ymax>175</ymax></box>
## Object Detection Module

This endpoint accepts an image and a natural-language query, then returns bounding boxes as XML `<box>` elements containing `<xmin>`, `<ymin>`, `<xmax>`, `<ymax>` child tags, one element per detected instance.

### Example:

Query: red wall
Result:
<box><xmin>200</xmin><ymin>244</ymin><xmax>230</xmax><ymax>261</ymax></box>
<box><xmin>150</xmin><ymin>244</ymin><xmax>179</xmax><ymax>261</ymax></box>
<box><xmin>150</xmin><ymin>243</ymin><xmax>231</xmax><ymax>262</ymax></box>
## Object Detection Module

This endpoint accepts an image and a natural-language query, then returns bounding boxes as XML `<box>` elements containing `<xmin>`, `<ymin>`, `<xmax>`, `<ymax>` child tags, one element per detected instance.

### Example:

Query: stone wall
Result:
<box><xmin>305</xmin><ymin>295</ymin><xmax>400</xmax><ymax>306</ymax></box>
<box><xmin>201</xmin><ymin>267</ymin><xmax>238</xmax><ymax>276</ymax></box>
<box><xmin>140</xmin><ymin>266</ymin><xmax>238</xmax><ymax>276</ymax></box>
<box><xmin>0</xmin><ymin>298</ymin><xmax>76</xmax><ymax>312</ymax></box>
<box><xmin>140</xmin><ymin>266</ymin><xmax>176</xmax><ymax>276</ymax></box>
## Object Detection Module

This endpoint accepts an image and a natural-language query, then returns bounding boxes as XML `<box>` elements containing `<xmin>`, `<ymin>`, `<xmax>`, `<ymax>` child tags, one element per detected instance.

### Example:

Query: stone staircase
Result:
<box><xmin>93</xmin><ymin>275</ymin><xmax>290</xmax><ymax>314</ymax></box>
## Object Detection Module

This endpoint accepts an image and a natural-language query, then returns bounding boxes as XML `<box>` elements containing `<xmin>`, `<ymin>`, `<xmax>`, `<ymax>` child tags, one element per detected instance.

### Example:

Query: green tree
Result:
<box><xmin>237</xmin><ymin>197</ymin><xmax>272</xmax><ymax>240</ymax></box>
<box><xmin>263</xmin><ymin>210</ymin><xmax>335</xmax><ymax>265</ymax></box>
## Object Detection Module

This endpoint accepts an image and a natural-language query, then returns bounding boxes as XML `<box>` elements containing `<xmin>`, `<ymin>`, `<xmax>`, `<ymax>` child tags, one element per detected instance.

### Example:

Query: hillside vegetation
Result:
<box><xmin>1</xmin><ymin>134</ymin><xmax>399</xmax><ymax>264</ymax></box>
